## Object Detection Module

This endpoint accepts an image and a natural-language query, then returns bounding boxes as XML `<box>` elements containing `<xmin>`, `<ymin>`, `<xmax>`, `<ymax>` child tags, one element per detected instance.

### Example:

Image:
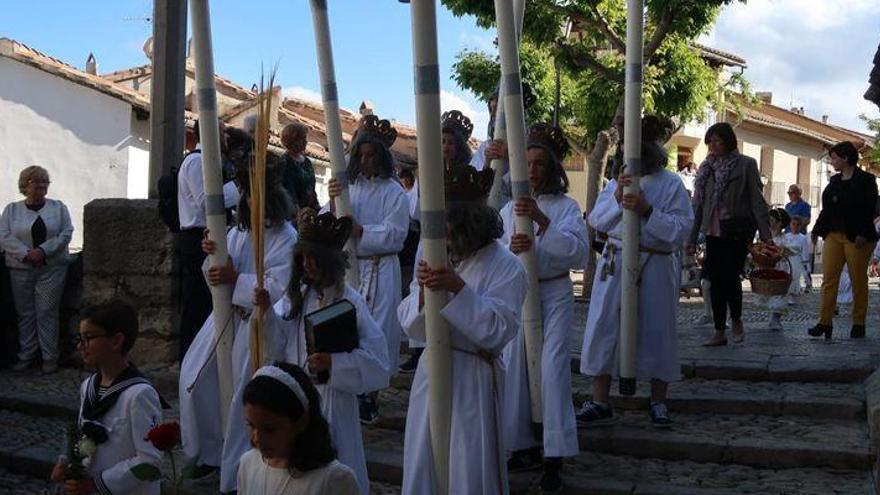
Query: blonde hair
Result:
<box><xmin>18</xmin><ymin>166</ymin><xmax>50</xmax><ymax>195</ymax></box>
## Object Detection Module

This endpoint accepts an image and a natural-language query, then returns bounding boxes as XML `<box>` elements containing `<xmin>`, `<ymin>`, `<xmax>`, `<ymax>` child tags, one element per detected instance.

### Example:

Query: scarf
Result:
<box><xmin>81</xmin><ymin>365</ymin><xmax>170</xmax><ymax>443</ymax></box>
<box><xmin>692</xmin><ymin>151</ymin><xmax>740</xmax><ymax>208</ymax></box>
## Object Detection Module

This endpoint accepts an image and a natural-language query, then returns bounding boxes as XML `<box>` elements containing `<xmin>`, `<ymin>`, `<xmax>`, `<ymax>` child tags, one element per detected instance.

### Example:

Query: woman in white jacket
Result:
<box><xmin>0</xmin><ymin>165</ymin><xmax>73</xmax><ymax>374</ymax></box>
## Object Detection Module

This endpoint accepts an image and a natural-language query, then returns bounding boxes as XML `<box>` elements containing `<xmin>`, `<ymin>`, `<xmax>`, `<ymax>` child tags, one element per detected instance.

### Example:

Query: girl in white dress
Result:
<box><xmin>237</xmin><ymin>363</ymin><xmax>359</xmax><ymax>495</ymax></box>
<box><xmin>762</xmin><ymin>208</ymin><xmax>804</xmax><ymax>330</ymax></box>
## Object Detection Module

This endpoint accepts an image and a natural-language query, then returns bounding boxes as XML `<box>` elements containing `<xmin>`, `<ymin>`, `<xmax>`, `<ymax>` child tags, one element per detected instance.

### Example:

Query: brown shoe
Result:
<box><xmin>731</xmin><ymin>321</ymin><xmax>745</xmax><ymax>343</ymax></box>
<box><xmin>41</xmin><ymin>360</ymin><xmax>58</xmax><ymax>374</ymax></box>
<box><xmin>702</xmin><ymin>332</ymin><xmax>728</xmax><ymax>347</ymax></box>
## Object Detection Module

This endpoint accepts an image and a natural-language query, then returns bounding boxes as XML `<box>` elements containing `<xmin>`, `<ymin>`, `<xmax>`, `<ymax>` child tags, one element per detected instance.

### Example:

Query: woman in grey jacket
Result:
<box><xmin>0</xmin><ymin>166</ymin><xmax>73</xmax><ymax>373</ymax></box>
<box><xmin>688</xmin><ymin>124</ymin><xmax>771</xmax><ymax>346</ymax></box>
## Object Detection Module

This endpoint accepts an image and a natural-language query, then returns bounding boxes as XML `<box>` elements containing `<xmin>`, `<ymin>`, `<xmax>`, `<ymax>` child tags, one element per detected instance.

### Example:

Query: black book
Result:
<box><xmin>304</xmin><ymin>299</ymin><xmax>358</xmax><ymax>383</ymax></box>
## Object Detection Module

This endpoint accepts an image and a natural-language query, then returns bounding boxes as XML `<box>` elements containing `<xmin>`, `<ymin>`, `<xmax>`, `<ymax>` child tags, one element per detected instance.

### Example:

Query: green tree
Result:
<box><xmin>861</xmin><ymin>114</ymin><xmax>880</xmax><ymax>165</ymax></box>
<box><xmin>444</xmin><ymin>0</ymin><xmax>749</xmax><ymax>288</ymax></box>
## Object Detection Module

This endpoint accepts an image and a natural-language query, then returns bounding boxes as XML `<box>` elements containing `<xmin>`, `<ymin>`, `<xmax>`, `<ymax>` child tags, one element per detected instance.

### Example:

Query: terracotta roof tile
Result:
<box><xmin>0</xmin><ymin>37</ymin><xmax>151</xmax><ymax>112</ymax></box>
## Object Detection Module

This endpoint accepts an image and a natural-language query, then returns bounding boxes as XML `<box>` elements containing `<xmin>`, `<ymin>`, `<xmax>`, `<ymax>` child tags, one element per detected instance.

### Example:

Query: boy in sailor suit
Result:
<box><xmin>52</xmin><ymin>301</ymin><xmax>166</xmax><ymax>495</ymax></box>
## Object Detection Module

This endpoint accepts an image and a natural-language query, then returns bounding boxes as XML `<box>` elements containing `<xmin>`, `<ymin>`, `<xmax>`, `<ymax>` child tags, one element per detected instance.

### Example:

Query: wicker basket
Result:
<box><xmin>749</xmin><ymin>257</ymin><xmax>792</xmax><ymax>296</ymax></box>
<box><xmin>749</xmin><ymin>243</ymin><xmax>783</xmax><ymax>268</ymax></box>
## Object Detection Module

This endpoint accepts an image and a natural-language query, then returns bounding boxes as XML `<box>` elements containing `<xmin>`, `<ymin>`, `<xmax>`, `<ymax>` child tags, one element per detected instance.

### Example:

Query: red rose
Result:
<box><xmin>145</xmin><ymin>422</ymin><xmax>181</xmax><ymax>452</ymax></box>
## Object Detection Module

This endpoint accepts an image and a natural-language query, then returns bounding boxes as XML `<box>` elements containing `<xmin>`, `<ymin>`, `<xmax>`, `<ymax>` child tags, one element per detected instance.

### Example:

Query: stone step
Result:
<box><xmin>389</xmin><ymin>374</ymin><xmax>866</xmax><ymax>420</ymax></box>
<box><xmin>362</xmin><ymin>427</ymin><xmax>875</xmax><ymax>495</ymax></box>
<box><xmin>374</xmin><ymin>389</ymin><xmax>873</xmax><ymax>471</ymax></box>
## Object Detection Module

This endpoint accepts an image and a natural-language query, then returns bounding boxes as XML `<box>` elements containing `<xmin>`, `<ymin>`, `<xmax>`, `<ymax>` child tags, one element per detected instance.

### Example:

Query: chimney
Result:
<box><xmin>186</xmin><ymin>38</ymin><xmax>194</xmax><ymax>64</ymax></box>
<box><xmin>799</xmin><ymin>106</ymin><xmax>805</xmax><ymax>115</ymax></box>
<box><xmin>359</xmin><ymin>100</ymin><xmax>375</xmax><ymax>117</ymax></box>
<box><xmin>755</xmin><ymin>91</ymin><xmax>773</xmax><ymax>104</ymax></box>
<box><xmin>822</xmin><ymin>115</ymin><xmax>829</xmax><ymax>124</ymax></box>
<box><xmin>85</xmin><ymin>53</ymin><xmax>97</xmax><ymax>75</ymax></box>
<box><xmin>142</xmin><ymin>36</ymin><xmax>154</xmax><ymax>61</ymax></box>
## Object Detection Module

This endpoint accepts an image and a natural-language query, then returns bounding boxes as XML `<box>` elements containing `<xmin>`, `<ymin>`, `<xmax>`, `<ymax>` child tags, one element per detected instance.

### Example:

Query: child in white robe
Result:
<box><xmin>52</xmin><ymin>301</ymin><xmax>165</xmax><ymax>495</ymax></box>
<box><xmin>246</xmin><ymin>209</ymin><xmax>389</xmax><ymax>495</ymax></box>
<box><xmin>399</xmin><ymin>110</ymin><xmax>477</xmax><ymax>375</ymax></box>
<box><xmin>398</xmin><ymin>167</ymin><xmax>528</xmax><ymax>495</ymax></box>
<box><xmin>237</xmin><ymin>363</ymin><xmax>359</xmax><ymax>495</ymax></box>
<box><xmin>499</xmin><ymin>123</ymin><xmax>588</xmax><ymax>491</ymax></box>
<box><xmin>327</xmin><ymin>115</ymin><xmax>409</xmax><ymax>424</ymax></box>
<box><xmin>761</xmin><ymin>208</ymin><xmax>804</xmax><ymax>330</ymax></box>
<box><xmin>578</xmin><ymin>140</ymin><xmax>694</xmax><ymax>428</ymax></box>
<box><xmin>178</xmin><ymin>165</ymin><xmax>297</xmax><ymax>492</ymax></box>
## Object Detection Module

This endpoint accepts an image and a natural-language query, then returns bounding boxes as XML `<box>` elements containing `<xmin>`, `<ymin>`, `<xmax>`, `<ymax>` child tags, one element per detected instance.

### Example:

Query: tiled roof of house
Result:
<box><xmin>691</xmin><ymin>42</ymin><xmax>747</xmax><ymax>68</ymax></box>
<box><xmin>731</xmin><ymin>98</ymin><xmax>873</xmax><ymax>148</ymax></box>
<box><xmin>0</xmin><ymin>37</ymin><xmax>151</xmax><ymax>112</ymax></box>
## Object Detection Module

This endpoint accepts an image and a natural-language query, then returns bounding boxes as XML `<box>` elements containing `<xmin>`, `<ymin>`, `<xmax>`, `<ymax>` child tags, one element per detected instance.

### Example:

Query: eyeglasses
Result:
<box><xmin>72</xmin><ymin>333</ymin><xmax>109</xmax><ymax>346</ymax></box>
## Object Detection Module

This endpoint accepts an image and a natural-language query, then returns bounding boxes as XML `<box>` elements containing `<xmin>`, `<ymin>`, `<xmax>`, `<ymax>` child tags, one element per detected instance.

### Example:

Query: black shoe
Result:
<box><xmin>507</xmin><ymin>447</ymin><xmax>542</xmax><ymax>473</ymax></box>
<box><xmin>398</xmin><ymin>348</ymin><xmax>423</xmax><ymax>374</ymax></box>
<box><xmin>575</xmin><ymin>401</ymin><xmax>619</xmax><ymax>427</ymax></box>
<box><xmin>540</xmin><ymin>457</ymin><xmax>563</xmax><ymax>492</ymax></box>
<box><xmin>358</xmin><ymin>395</ymin><xmax>379</xmax><ymax>425</ymax></box>
<box><xmin>851</xmin><ymin>325</ymin><xmax>866</xmax><ymax>338</ymax></box>
<box><xmin>649</xmin><ymin>402</ymin><xmax>673</xmax><ymax>429</ymax></box>
<box><xmin>808</xmin><ymin>323</ymin><xmax>833</xmax><ymax>340</ymax></box>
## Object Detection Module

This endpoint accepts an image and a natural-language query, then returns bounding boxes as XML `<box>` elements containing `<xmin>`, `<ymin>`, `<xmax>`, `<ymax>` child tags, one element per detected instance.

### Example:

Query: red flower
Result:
<box><xmin>145</xmin><ymin>422</ymin><xmax>180</xmax><ymax>452</ymax></box>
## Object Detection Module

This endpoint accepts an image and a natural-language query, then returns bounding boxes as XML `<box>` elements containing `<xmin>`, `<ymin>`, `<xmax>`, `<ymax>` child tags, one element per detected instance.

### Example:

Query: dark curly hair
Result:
<box><xmin>242</xmin><ymin>362</ymin><xmax>336</xmax><ymax>473</ymax></box>
<box><xmin>446</xmin><ymin>203</ymin><xmax>504</xmax><ymax>259</ymax></box>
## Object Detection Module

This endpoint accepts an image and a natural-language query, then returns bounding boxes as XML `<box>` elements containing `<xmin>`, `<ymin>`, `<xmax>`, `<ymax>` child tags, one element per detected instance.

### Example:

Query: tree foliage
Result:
<box><xmin>861</xmin><ymin>114</ymin><xmax>880</xmax><ymax>165</ymax></box>
<box><xmin>443</xmin><ymin>0</ymin><xmax>749</xmax><ymax>146</ymax></box>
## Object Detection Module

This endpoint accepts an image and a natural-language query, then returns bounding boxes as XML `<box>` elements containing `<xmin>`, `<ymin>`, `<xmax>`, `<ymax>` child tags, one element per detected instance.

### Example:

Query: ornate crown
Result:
<box><xmin>441</xmin><ymin>110</ymin><xmax>474</xmax><ymax>140</ymax></box>
<box><xmin>445</xmin><ymin>163</ymin><xmax>495</xmax><ymax>203</ymax></box>
<box><xmin>296</xmin><ymin>208</ymin><xmax>352</xmax><ymax>251</ymax></box>
<box><xmin>358</xmin><ymin>114</ymin><xmax>398</xmax><ymax>149</ymax></box>
<box><xmin>528</xmin><ymin>123</ymin><xmax>570</xmax><ymax>162</ymax></box>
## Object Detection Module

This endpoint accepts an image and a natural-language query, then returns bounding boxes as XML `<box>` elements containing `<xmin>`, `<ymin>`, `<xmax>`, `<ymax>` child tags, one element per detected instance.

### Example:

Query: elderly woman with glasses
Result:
<box><xmin>0</xmin><ymin>166</ymin><xmax>73</xmax><ymax>374</ymax></box>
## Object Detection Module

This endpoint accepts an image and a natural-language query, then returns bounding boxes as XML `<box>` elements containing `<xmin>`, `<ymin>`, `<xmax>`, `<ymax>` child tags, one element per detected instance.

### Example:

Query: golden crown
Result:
<box><xmin>445</xmin><ymin>163</ymin><xmax>495</xmax><ymax>203</ymax></box>
<box><xmin>527</xmin><ymin>123</ymin><xmax>570</xmax><ymax>162</ymax></box>
<box><xmin>358</xmin><ymin>115</ymin><xmax>398</xmax><ymax>149</ymax></box>
<box><xmin>296</xmin><ymin>208</ymin><xmax>352</xmax><ymax>251</ymax></box>
<box><xmin>441</xmin><ymin>110</ymin><xmax>474</xmax><ymax>140</ymax></box>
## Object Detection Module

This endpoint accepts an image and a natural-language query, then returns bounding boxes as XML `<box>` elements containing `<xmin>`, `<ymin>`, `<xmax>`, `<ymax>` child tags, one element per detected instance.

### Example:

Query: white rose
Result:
<box><xmin>78</xmin><ymin>438</ymin><xmax>98</xmax><ymax>458</ymax></box>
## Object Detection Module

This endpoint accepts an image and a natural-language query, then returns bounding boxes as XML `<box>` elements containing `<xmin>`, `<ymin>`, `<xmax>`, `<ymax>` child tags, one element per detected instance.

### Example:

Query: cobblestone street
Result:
<box><xmin>1</xmin><ymin>280</ymin><xmax>879</xmax><ymax>494</ymax></box>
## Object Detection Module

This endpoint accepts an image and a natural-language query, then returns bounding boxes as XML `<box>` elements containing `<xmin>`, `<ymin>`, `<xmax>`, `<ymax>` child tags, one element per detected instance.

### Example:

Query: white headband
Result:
<box><xmin>253</xmin><ymin>365</ymin><xmax>309</xmax><ymax>410</ymax></box>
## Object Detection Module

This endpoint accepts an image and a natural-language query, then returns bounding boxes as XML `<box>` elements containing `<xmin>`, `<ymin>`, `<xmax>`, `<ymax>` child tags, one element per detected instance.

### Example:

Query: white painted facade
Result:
<box><xmin>0</xmin><ymin>57</ymin><xmax>150</xmax><ymax>249</ymax></box>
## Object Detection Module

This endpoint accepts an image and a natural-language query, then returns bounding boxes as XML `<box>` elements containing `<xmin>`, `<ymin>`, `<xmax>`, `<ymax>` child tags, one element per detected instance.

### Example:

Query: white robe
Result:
<box><xmin>178</xmin><ymin>223</ymin><xmax>297</xmax><ymax>492</ymax></box>
<box><xmin>398</xmin><ymin>241</ymin><xmax>527</xmax><ymax>495</ymax></box>
<box><xmin>761</xmin><ymin>232</ymin><xmax>804</xmax><ymax>312</ymax></box>
<box><xmin>499</xmin><ymin>193</ymin><xmax>587</xmax><ymax>458</ymax></box>
<box><xmin>580</xmin><ymin>170</ymin><xmax>693</xmax><ymax>383</ymax></box>
<box><xmin>470</xmin><ymin>140</ymin><xmax>512</xmax><ymax>210</ymax></box>
<box><xmin>76</xmin><ymin>380</ymin><xmax>163</xmax><ymax>495</ymax></box>
<box><xmin>349</xmin><ymin>177</ymin><xmax>410</xmax><ymax>371</ymax></box>
<box><xmin>237</xmin><ymin>450</ymin><xmax>359</xmax><ymax>495</ymax></box>
<box><xmin>233</xmin><ymin>285</ymin><xmax>389</xmax><ymax>495</ymax></box>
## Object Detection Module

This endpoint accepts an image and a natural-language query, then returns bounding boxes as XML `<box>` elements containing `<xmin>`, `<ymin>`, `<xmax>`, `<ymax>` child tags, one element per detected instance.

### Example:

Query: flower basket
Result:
<box><xmin>749</xmin><ymin>258</ymin><xmax>792</xmax><ymax>296</ymax></box>
<box><xmin>749</xmin><ymin>243</ymin><xmax>783</xmax><ymax>268</ymax></box>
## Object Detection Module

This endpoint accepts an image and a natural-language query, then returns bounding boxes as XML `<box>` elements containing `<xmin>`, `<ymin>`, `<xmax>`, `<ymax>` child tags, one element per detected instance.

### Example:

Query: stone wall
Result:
<box><xmin>82</xmin><ymin>199</ymin><xmax>178</xmax><ymax>365</ymax></box>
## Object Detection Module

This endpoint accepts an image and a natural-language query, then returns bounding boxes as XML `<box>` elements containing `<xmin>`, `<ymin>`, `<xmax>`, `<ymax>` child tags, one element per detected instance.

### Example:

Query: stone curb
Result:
<box><xmin>389</xmin><ymin>375</ymin><xmax>866</xmax><ymax>421</ymax></box>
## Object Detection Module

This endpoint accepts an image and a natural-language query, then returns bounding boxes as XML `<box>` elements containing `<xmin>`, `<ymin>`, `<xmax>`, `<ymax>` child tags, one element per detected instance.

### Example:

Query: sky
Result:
<box><xmin>1</xmin><ymin>1</ymin><xmax>877</xmax><ymax>140</ymax></box>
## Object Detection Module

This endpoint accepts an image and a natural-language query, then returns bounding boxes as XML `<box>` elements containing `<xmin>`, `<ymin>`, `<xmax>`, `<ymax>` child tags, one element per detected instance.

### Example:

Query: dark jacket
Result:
<box><xmin>690</xmin><ymin>152</ymin><xmax>772</xmax><ymax>244</ymax></box>
<box><xmin>813</xmin><ymin>167</ymin><xmax>879</xmax><ymax>242</ymax></box>
<box><xmin>280</xmin><ymin>153</ymin><xmax>319</xmax><ymax>211</ymax></box>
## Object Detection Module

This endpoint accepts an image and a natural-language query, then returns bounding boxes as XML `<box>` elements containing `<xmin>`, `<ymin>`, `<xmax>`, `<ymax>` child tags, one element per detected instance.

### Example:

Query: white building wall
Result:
<box><xmin>0</xmin><ymin>58</ymin><xmax>136</xmax><ymax>249</ymax></box>
<box><xmin>126</xmin><ymin>115</ymin><xmax>151</xmax><ymax>199</ymax></box>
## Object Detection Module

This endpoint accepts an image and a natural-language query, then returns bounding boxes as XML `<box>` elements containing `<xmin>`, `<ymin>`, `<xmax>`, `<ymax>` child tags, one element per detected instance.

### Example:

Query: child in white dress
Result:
<box><xmin>237</xmin><ymin>363</ymin><xmax>359</xmax><ymax>495</ymax></box>
<box><xmin>763</xmin><ymin>209</ymin><xmax>804</xmax><ymax>330</ymax></box>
